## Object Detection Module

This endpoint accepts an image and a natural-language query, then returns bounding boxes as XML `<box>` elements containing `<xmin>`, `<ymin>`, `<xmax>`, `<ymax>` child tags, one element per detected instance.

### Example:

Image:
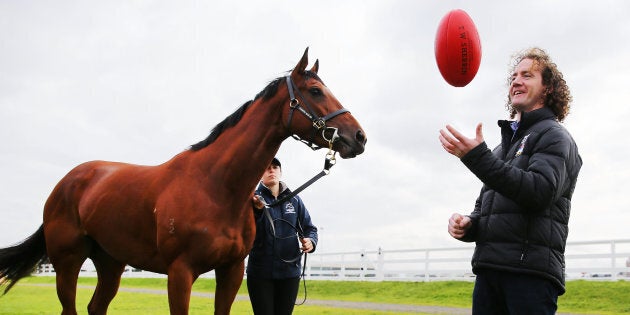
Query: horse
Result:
<box><xmin>0</xmin><ymin>48</ymin><xmax>366</xmax><ymax>315</ymax></box>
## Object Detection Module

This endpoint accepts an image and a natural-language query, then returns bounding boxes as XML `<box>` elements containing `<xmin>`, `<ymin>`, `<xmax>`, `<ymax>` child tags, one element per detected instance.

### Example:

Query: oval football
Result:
<box><xmin>434</xmin><ymin>9</ymin><xmax>482</xmax><ymax>87</ymax></box>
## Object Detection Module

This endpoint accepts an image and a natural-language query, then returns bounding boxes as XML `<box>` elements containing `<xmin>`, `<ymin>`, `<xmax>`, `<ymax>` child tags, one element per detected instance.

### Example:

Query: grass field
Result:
<box><xmin>0</xmin><ymin>276</ymin><xmax>628</xmax><ymax>314</ymax></box>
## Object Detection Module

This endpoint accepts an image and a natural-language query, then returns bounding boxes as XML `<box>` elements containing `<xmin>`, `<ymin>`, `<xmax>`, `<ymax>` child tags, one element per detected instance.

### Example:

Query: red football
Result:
<box><xmin>434</xmin><ymin>9</ymin><xmax>482</xmax><ymax>87</ymax></box>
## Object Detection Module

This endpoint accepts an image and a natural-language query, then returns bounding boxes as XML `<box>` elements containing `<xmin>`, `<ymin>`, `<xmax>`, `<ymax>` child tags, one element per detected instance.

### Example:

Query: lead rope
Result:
<box><xmin>295</xmin><ymin>253</ymin><xmax>308</xmax><ymax>306</ymax></box>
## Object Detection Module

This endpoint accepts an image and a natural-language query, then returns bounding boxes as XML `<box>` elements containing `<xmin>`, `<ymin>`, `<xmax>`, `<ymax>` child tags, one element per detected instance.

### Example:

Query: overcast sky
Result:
<box><xmin>1</xmin><ymin>1</ymin><xmax>629</xmax><ymax>254</ymax></box>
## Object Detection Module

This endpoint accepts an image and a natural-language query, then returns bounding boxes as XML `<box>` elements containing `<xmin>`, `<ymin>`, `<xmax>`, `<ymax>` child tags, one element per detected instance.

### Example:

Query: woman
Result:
<box><xmin>246</xmin><ymin>157</ymin><xmax>318</xmax><ymax>315</ymax></box>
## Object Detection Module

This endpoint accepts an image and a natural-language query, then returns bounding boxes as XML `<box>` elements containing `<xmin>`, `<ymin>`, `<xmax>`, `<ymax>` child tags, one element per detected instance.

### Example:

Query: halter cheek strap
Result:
<box><xmin>285</xmin><ymin>75</ymin><xmax>349</xmax><ymax>150</ymax></box>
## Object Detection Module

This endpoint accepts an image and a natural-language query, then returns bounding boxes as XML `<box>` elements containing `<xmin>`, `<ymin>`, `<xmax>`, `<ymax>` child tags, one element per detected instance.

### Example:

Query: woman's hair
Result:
<box><xmin>506</xmin><ymin>47</ymin><xmax>573</xmax><ymax>122</ymax></box>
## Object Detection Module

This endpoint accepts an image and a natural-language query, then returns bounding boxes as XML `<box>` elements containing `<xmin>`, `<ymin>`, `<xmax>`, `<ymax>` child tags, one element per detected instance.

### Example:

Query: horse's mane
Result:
<box><xmin>189</xmin><ymin>71</ymin><xmax>322</xmax><ymax>151</ymax></box>
<box><xmin>189</xmin><ymin>76</ymin><xmax>285</xmax><ymax>151</ymax></box>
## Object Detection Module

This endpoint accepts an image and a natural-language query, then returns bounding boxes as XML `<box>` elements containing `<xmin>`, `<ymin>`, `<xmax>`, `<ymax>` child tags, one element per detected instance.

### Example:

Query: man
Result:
<box><xmin>439</xmin><ymin>47</ymin><xmax>582</xmax><ymax>314</ymax></box>
<box><xmin>246</xmin><ymin>157</ymin><xmax>318</xmax><ymax>315</ymax></box>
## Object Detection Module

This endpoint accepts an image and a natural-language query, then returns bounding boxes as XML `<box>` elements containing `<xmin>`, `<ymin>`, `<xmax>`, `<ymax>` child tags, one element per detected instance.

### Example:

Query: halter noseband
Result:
<box><xmin>285</xmin><ymin>75</ymin><xmax>349</xmax><ymax>150</ymax></box>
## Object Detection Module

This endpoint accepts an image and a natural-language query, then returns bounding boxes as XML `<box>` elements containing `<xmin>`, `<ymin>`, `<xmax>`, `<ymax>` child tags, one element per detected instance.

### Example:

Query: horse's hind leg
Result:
<box><xmin>53</xmin><ymin>261</ymin><xmax>84</xmax><ymax>315</ymax></box>
<box><xmin>87</xmin><ymin>246</ymin><xmax>126</xmax><ymax>315</ymax></box>
<box><xmin>47</xmin><ymin>232</ymin><xmax>90</xmax><ymax>315</ymax></box>
<box><xmin>214</xmin><ymin>261</ymin><xmax>245</xmax><ymax>315</ymax></box>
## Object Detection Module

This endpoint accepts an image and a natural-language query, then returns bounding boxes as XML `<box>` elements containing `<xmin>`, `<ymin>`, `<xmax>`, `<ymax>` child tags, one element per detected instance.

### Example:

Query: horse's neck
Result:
<box><xmin>190</xmin><ymin>97</ymin><xmax>288</xmax><ymax>201</ymax></box>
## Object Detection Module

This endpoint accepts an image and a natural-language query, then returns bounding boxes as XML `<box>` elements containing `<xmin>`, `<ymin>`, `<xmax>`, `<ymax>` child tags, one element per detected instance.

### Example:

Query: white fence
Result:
<box><xmin>36</xmin><ymin>239</ymin><xmax>630</xmax><ymax>282</ymax></box>
<box><xmin>304</xmin><ymin>239</ymin><xmax>630</xmax><ymax>281</ymax></box>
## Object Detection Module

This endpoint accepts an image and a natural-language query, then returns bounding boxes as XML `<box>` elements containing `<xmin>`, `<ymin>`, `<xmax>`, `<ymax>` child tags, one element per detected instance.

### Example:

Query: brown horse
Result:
<box><xmin>0</xmin><ymin>48</ymin><xmax>366</xmax><ymax>314</ymax></box>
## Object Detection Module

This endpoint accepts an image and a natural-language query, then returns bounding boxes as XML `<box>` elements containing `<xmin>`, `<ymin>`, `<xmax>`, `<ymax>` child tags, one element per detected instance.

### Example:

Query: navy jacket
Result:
<box><xmin>246</xmin><ymin>181</ymin><xmax>318</xmax><ymax>279</ymax></box>
<box><xmin>459</xmin><ymin>107</ymin><xmax>582</xmax><ymax>294</ymax></box>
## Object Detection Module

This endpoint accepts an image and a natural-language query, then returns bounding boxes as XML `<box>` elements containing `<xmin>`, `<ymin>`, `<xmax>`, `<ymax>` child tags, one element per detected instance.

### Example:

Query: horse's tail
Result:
<box><xmin>0</xmin><ymin>224</ymin><xmax>47</xmax><ymax>295</ymax></box>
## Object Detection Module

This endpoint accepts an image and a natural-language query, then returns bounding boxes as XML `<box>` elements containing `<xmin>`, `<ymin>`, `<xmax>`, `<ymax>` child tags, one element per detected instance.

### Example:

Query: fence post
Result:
<box><xmin>611</xmin><ymin>240</ymin><xmax>617</xmax><ymax>280</ymax></box>
<box><xmin>377</xmin><ymin>247</ymin><xmax>384</xmax><ymax>281</ymax></box>
<box><xmin>360</xmin><ymin>250</ymin><xmax>366</xmax><ymax>279</ymax></box>
<box><xmin>424</xmin><ymin>250</ymin><xmax>430</xmax><ymax>281</ymax></box>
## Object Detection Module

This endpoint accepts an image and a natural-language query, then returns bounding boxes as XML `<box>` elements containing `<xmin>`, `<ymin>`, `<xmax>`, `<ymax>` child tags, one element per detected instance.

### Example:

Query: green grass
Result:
<box><xmin>0</xmin><ymin>277</ymin><xmax>628</xmax><ymax>314</ymax></box>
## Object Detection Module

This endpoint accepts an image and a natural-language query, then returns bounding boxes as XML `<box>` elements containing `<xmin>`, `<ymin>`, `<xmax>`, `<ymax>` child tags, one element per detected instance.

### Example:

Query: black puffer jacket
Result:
<box><xmin>459</xmin><ymin>107</ymin><xmax>582</xmax><ymax>294</ymax></box>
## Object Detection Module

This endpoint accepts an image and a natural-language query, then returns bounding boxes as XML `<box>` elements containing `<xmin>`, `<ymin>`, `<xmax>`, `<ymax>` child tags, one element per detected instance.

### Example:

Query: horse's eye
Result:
<box><xmin>309</xmin><ymin>87</ymin><xmax>322</xmax><ymax>96</ymax></box>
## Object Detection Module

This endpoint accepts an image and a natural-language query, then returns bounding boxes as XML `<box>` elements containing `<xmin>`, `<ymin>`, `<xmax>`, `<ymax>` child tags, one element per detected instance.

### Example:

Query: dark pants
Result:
<box><xmin>247</xmin><ymin>276</ymin><xmax>300</xmax><ymax>315</ymax></box>
<box><xmin>472</xmin><ymin>269</ymin><xmax>560</xmax><ymax>315</ymax></box>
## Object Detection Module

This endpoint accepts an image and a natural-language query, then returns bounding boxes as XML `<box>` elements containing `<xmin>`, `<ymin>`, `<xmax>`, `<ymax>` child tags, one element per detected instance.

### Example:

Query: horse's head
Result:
<box><xmin>284</xmin><ymin>48</ymin><xmax>367</xmax><ymax>159</ymax></box>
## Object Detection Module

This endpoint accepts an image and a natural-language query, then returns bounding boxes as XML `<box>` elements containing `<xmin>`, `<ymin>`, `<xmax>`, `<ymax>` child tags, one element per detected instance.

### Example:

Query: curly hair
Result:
<box><xmin>506</xmin><ymin>47</ymin><xmax>572</xmax><ymax>122</ymax></box>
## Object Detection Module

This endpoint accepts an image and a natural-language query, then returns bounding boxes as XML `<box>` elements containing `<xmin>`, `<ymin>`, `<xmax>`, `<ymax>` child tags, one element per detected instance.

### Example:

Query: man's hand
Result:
<box><xmin>439</xmin><ymin>123</ymin><xmax>484</xmax><ymax>158</ymax></box>
<box><xmin>448</xmin><ymin>213</ymin><xmax>472</xmax><ymax>239</ymax></box>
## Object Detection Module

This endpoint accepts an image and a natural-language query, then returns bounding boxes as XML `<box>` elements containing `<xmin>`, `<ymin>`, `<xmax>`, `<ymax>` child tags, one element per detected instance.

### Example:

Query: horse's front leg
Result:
<box><xmin>166</xmin><ymin>259</ymin><xmax>196</xmax><ymax>315</ymax></box>
<box><xmin>214</xmin><ymin>261</ymin><xmax>245</xmax><ymax>315</ymax></box>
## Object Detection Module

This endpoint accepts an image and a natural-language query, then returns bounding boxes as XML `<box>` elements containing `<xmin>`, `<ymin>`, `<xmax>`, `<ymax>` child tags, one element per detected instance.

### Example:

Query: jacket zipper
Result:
<box><xmin>520</xmin><ymin>218</ymin><xmax>531</xmax><ymax>264</ymax></box>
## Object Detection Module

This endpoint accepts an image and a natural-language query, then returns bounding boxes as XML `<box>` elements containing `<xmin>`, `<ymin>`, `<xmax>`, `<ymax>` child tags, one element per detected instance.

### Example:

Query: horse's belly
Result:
<box><xmin>82</xmin><ymin>205</ymin><xmax>167</xmax><ymax>271</ymax></box>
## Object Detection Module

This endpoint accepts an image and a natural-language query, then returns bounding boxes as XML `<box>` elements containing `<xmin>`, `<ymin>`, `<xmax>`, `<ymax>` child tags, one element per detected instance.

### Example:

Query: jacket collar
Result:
<box><xmin>258</xmin><ymin>181</ymin><xmax>290</xmax><ymax>198</ymax></box>
<box><xmin>498</xmin><ymin>107</ymin><xmax>557</xmax><ymax>130</ymax></box>
<box><xmin>518</xmin><ymin>107</ymin><xmax>557</xmax><ymax>130</ymax></box>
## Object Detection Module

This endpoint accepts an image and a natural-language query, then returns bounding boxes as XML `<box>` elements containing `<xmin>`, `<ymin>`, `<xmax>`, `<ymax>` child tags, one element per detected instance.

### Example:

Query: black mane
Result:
<box><xmin>189</xmin><ymin>71</ymin><xmax>322</xmax><ymax>151</ymax></box>
<box><xmin>189</xmin><ymin>76</ymin><xmax>285</xmax><ymax>151</ymax></box>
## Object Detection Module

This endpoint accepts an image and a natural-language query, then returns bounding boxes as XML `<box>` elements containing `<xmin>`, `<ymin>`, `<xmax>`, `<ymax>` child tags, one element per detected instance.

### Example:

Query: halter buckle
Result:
<box><xmin>313</xmin><ymin>119</ymin><xmax>326</xmax><ymax>130</ymax></box>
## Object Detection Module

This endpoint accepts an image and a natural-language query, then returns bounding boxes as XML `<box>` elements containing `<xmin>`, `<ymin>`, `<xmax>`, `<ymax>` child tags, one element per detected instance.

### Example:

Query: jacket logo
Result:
<box><xmin>515</xmin><ymin>134</ymin><xmax>530</xmax><ymax>157</ymax></box>
<box><xmin>284</xmin><ymin>203</ymin><xmax>296</xmax><ymax>214</ymax></box>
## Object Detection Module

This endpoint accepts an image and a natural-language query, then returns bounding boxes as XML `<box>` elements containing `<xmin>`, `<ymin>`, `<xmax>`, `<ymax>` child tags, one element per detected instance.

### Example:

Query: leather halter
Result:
<box><xmin>285</xmin><ymin>75</ymin><xmax>349</xmax><ymax>150</ymax></box>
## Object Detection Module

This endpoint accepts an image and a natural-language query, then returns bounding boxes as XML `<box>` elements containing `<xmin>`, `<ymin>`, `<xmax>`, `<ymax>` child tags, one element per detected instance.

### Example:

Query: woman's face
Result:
<box><xmin>261</xmin><ymin>164</ymin><xmax>282</xmax><ymax>186</ymax></box>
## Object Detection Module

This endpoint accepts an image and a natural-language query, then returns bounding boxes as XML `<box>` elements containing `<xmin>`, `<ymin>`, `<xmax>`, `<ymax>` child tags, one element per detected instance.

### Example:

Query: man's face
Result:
<box><xmin>261</xmin><ymin>164</ymin><xmax>281</xmax><ymax>186</ymax></box>
<box><xmin>509</xmin><ymin>58</ymin><xmax>546</xmax><ymax>113</ymax></box>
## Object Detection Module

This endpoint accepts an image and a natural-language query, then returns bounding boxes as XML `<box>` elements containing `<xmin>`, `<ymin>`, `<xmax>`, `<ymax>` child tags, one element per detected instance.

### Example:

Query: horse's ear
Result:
<box><xmin>310</xmin><ymin>59</ymin><xmax>319</xmax><ymax>74</ymax></box>
<box><xmin>291</xmin><ymin>47</ymin><xmax>309</xmax><ymax>77</ymax></box>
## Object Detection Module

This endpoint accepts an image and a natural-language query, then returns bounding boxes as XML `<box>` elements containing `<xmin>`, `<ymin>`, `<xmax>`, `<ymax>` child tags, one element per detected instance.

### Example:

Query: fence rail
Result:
<box><xmin>303</xmin><ymin>239</ymin><xmax>630</xmax><ymax>281</ymax></box>
<box><xmin>36</xmin><ymin>239</ymin><xmax>630</xmax><ymax>282</ymax></box>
